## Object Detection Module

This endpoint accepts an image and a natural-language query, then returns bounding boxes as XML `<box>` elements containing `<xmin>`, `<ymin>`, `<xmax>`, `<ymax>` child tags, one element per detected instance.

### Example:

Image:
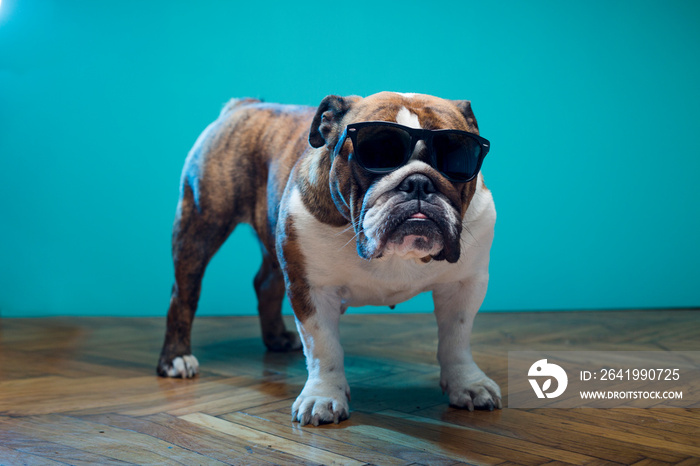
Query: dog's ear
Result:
<box><xmin>451</xmin><ymin>100</ymin><xmax>479</xmax><ymax>132</ymax></box>
<box><xmin>309</xmin><ymin>95</ymin><xmax>359</xmax><ymax>148</ymax></box>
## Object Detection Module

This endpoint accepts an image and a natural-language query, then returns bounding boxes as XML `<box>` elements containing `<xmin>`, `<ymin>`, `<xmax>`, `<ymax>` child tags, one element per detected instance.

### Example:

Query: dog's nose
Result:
<box><xmin>397</xmin><ymin>173</ymin><xmax>436</xmax><ymax>198</ymax></box>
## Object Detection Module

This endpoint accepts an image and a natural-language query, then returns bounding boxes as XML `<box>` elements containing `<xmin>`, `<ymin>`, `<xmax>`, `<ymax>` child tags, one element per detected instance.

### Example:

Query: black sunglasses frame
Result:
<box><xmin>333</xmin><ymin>121</ymin><xmax>491</xmax><ymax>183</ymax></box>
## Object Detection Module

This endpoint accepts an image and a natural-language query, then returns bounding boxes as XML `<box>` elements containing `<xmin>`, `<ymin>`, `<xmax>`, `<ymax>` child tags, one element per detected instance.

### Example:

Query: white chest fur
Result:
<box><xmin>287</xmin><ymin>175</ymin><xmax>496</xmax><ymax>310</ymax></box>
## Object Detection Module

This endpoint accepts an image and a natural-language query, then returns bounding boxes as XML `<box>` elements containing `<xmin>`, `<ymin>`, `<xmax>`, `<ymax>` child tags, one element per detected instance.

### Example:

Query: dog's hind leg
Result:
<box><xmin>254</xmin><ymin>248</ymin><xmax>302</xmax><ymax>352</ymax></box>
<box><xmin>156</xmin><ymin>179</ymin><xmax>237</xmax><ymax>378</ymax></box>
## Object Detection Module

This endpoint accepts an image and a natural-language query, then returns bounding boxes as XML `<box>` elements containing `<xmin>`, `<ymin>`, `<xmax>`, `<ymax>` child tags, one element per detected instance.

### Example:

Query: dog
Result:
<box><xmin>157</xmin><ymin>91</ymin><xmax>501</xmax><ymax>426</ymax></box>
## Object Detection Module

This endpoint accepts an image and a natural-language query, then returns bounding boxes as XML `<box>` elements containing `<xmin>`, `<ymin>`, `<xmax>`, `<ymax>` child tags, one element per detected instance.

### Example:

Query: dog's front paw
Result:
<box><xmin>441</xmin><ymin>365</ymin><xmax>502</xmax><ymax>411</ymax></box>
<box><xmin>264</xmin><ymin>330</ymin><xmax>302</xmax><ymax>352</ymax></box>
<box><xmin>157</xmin><ymin>354</ymin><xmax>199</xmax><ymax>378</ymax></box>
<box><xmin>292</xmin><ymin>380</ymin><xmax>350</xmax><ymax>426</ymax></box>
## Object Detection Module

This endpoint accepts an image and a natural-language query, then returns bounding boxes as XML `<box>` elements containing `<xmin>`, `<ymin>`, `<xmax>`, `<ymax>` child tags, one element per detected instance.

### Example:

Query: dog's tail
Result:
<box><xmin>220</xmin><ymin>97</ymin><xmax>262</xmax><ymax>117</ymax></box>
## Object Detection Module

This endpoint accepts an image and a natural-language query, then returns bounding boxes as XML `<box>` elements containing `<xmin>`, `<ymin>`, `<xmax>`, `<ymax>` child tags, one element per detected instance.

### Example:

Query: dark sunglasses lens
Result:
<box><xmin>354</xmin><ymin>126</ymin><xmax>411</xmax><ymax>171</ymax></box>
<box><xmin>433</xmin><ymin>133</ymin><xmax>481</xmax><ymax>181</ymax></box>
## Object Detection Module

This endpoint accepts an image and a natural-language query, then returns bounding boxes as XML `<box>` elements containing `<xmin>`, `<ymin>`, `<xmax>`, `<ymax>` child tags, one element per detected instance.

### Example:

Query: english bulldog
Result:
<box><xmin>157</xmin><ymin>91</ymin><xmax>501</xmax><ymax>426</ymax></box>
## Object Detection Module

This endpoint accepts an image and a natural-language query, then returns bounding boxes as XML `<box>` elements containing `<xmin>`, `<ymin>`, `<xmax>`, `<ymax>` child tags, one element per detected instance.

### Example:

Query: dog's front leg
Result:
<box><xmin>290</xmin><ymin>287</ymin><xmax>350</xmax><ymax>426</ymax></box>
<box><xmin>433</xmin><ymin>277</ymin><xmax>502</xmax><ymax>410</ymax></box>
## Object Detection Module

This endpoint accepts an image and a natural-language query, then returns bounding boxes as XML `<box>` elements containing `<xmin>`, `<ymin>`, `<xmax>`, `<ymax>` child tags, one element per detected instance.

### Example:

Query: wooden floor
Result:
<box><xmin>0</xmin><ymin>310</ymin><xmax>699</xmax><ymax>465</ymax></box>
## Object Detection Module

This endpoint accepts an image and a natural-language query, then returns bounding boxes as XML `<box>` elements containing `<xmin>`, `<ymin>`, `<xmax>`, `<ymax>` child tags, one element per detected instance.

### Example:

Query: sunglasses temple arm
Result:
<box><xmin>330</xmin><ymin>128</ymin><xmax>348</xmax><ymax>162</ymax></box>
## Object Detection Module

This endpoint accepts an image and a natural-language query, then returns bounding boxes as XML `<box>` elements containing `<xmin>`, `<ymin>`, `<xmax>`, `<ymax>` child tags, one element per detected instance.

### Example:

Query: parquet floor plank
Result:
<box><xmin>74</xmin><ymin>412</ymin><xmax>302</xmax><ymax>465</ymax></box>
<box><xmin>413</xmin><ymin>405</ymin><xmax>690</xmax><ymax>464</ymax></box>
<box><xmin>0</xmin><ymin>444</ymin><xmax>70</xmax><ymax>466</ymax></box>
<box><xmin>180</xmin><ymin>412</ymin><xmax>365</xmax><ymax>465</ymax></box>
<box><xmin>0</xmin><ymin>414</ymin><xmax>216</xmax><ymax>465</ymax></box>
<box><xmin>232</xmin><ymin>409</ymin><xmax>466</xmax><ymax>465</ymax></box>
<box><xmin>376</xmin><ymin>410</ymin><xmax>597</xmax><ymax>465</ymax></box>
<box><xmin>221</xmin><ymin>411</ymin><xmax>413</xmax><ymax>465</ymax></box>
<box><xmin>367</xmin><ymin>409</ymin><xmax>607</xmax><ymax>465</ymax></box>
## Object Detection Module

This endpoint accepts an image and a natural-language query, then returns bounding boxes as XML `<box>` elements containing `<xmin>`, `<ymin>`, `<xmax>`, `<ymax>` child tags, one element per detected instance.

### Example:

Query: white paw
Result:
<box><xmin>441</xmin><ymin>365</ymin><xmax>502</xmax><ymax>411</ymax></box>
<box><xmin>165</xmin><ymin>355</ymin><xmax>199</xmax><ymax>378</ymax></box>
<box><xmin>292</xmin><ymin>379</ymin><xmax>350</xmax><ymax>426</ymax></box>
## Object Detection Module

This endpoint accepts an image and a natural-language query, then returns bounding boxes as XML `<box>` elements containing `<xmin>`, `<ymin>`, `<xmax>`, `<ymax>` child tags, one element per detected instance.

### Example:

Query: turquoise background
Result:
<box><xmin>1</xmin><ymin>1</ymin><xmax>699</xmax><ymax>317</ymax></box>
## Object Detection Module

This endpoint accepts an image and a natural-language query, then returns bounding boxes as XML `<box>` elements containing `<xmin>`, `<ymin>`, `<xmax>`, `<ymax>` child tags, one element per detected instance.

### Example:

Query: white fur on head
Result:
<box><xmin>395</xmin><ymin>106</ymin><xmax>421</xmax><ymax>129</ymax></box>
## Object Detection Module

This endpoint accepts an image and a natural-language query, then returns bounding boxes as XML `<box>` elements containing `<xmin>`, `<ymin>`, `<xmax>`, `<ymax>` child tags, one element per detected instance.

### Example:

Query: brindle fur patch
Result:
<box><xmin>158</xmin><ymin>99</ymin><xmax>316</xmax><ymax>372</ymax></box>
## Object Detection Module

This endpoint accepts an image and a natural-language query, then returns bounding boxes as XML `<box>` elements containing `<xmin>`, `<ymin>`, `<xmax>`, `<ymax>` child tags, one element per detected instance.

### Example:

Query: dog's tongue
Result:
<box><xmin>410</xmin><ymin>213</ymin><xmax>428</xmax><ymax>219</ymax></box>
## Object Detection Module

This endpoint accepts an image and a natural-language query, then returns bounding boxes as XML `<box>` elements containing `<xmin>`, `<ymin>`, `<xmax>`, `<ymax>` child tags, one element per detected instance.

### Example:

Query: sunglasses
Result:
<box><xmin>334</xmin><ymin>121</ymin><xmax>490</xmax><ymax>182</ymax></box>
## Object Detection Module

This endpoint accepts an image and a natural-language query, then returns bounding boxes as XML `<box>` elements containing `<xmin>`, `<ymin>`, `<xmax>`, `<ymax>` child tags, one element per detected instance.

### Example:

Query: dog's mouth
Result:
<box><xmin>387</xmin><ymin>214</ymin><xmax>441</xmax><ymax>243</ymax></box>
<box><xmin>384</xmin><ymin>216</ymin><xmax>444</xmax><ymax>259</ymax></box>
<box><xmin>375</xmin><ymin>203</ymin><xmax>452</xmax><ymax>260</ymax></box>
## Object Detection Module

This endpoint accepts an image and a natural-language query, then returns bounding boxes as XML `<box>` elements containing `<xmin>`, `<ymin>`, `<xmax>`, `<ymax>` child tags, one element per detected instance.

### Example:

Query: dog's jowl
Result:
<box><xmin>157</xmin><ymin>92</ymin><xmax>500</xmax><ymax>426</ymax></box>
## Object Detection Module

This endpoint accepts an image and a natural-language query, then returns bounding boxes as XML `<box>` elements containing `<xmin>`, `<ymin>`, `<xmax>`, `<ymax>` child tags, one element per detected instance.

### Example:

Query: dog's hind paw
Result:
<box><xmin>264</xmin><ymin>330</ymin><xmax>302</xmax><ymax>352</ymax></box>
<box><xmin>157</xmin><ymin>354</ymin><xmax>199</xmax><ymax>378</ymax></box>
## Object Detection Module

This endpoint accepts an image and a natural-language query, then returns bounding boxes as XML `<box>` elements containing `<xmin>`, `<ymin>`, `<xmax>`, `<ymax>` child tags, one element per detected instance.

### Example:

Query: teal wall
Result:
<box><xmin>1</xmin><ymin>1</ymin><xmax>699</xmax><ymax>317</ymax></box>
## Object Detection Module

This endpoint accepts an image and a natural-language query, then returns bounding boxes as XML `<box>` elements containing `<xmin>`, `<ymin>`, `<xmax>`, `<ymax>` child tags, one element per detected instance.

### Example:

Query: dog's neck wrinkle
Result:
<box><xmin>297</xmin><ymin>149</ymin><xmax>350</xmax><ymax>227</ymax></box>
